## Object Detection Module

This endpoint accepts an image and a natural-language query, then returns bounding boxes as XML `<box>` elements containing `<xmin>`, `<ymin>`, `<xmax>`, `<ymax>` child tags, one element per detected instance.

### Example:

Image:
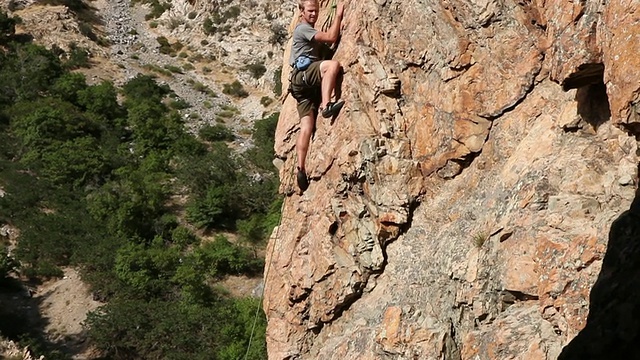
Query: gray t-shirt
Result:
<box><xmin>289</xmin><ymin>22</ymin><xmax>320</xmax><ymax>67</ymax></box>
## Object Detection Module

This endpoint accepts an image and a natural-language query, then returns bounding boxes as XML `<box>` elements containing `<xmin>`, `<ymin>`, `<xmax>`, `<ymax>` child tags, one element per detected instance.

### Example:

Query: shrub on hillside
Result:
<box><xmin>273</xmin><ymin>68</ymin><xmax>282</xmax><ymax>97</ymax></box>
<box><xmin>222</xmin><ymin>80</ymin><xmax>248</xmax><ymax>98</ymax></box>
<box><xmin>199</xmin><ymin>124</ymin><xmax>234</xmax><ymax>142</ymax></box>
<box><xmin>245</xmin><ymin>62</ymin><xmax>266</xmax><ymax>79</ymax></box>
<box><xmin>64</xmin><ymin>43</ymin><xmax>91</xmax><ymax>69</ymax></box>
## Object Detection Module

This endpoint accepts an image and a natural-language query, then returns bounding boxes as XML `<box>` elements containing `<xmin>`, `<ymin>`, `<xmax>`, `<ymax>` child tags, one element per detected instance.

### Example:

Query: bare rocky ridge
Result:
<box><xmin>2</xmin><ymin>0</ymin><xmax>293</xmax><ymax>140</ymax></box>
<box><xmin>267</xmin><ymin>1</ymin><xmax>640</xmax><ymax>359</ymax></box>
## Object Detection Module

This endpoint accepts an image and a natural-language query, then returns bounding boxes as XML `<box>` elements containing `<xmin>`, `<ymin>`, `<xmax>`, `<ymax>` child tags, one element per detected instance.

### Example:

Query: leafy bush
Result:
<box><xmin>78</xmin><ymin>22</ymin><xmax>98</xmax><ymax>42</ymax></box>
<box><xmin>77</xmin><ymin>80</ymin><xmax>122</xmax><ymax>120</ymax></box>
<box><xmin>122</xmin><ymin>74</ymin><xmax>171</xmax><ymax>104</ymax></box>
<box><xmin>203</xmin><ymin>17</ymin><xmax>216</xmax><ymax>35</ymax></box>
<box><xmin>163</xmin><ymin>64</ymin><xmax>183</xmax><ymax>74</ymax></box>
<box><xmin>168</xmin><ymin>98</ymin><xmax>190</xmax><ymax>110</ymax></box>
<box><xmin>222</xmin><ymin>80</ymin><xmax>249</xmax><ymax>98</ymax></box>
<box><xmin>168</xmin><ymin>18</ymin><xmax>185</xmax><ymax>30</ymax></box>
<box><xmin>64</xmin><ymin>43</ymin><xmax>91</xmax><ymax>69</ymax></box>
<box><xmin>172</xmin><ymin>42</ymin><xmax>184</xmax><ymax>51</ymax></box>
<box><xmin>224</xmin><ymin>6</ymin><xmax>241</xmax><ymax>21</ymax></box>
<box><xmin>198</xmin><ymin>235</ymin><xmax>263</xmax><ymax>277</ymax></box>
<box><xmin>170</xmin><ymin>226</ymin><xmax>198</xmax><ymax>248</ymax></box>
<box><xmin>0</xmin><ymin>43</ymin><xmax>63</xmax><ymax>103</ymax></box>
<box><xmin>0</xmin><ymin>10</ymin><xmax>17</xmax><ymax>44</ymax></box>
<box><xmin>51</xmin><ymin>72</ymin><xmax>88</xmax><ymax>105</ymax></box>
<box><xmin>143</xmin><ymin>63</ymin><xmax>172</xmax><ymax>77</ymax></box>
<box><xmin>145</xmin><ymin>0</ymin><xmax>171</xmax><ymax>20</ymax></box>
<box><xmin>269</xmin><ymin>24</ymin><xmax>287</xmax><ymax>45</ymax></box>
<box><xmin>188</xmin><ymin>53</ymin><xmax>204</xmax><ymax>63</ymax></box>
<box><xmin>156</xmin><ymin>36</ymin><xmax>173</xmax><ymax>55</ymax></box>
<box><xmin>192</xmin><ymin>81</ymin><xmax>216</xmax><ymax>96</ymax></box>
<box><xmin>186</xmin><ymin>185</ymin><xmax>236</xmax><ymax>229</ymax></box>
<box><xmin>246</xmin><ymin>112</ymin><xmax>278</xmax><ymax>171</ymax></box>
<box><xmin>199</xmin><ymin>124</ymin><xmax>234</xmax><ymax>142</ymax></box>
<box><xmin>273</xmin><ymin>68</ymin><xmax>282</xmax><ymax>96</ymax></box>
<box><xmin>245</xmin><ymin>62</ymin><xmax>266</xmax><ymax>79</ymax></box>
<box><xmin>87</xmin><ymin>296</ymin><xmax>266</xmax><ymax>359</ymax></box>
<box><xmin>260</xmin><ymin>96</ymin><xmax>273</xmax><ymax>107</ymax></box>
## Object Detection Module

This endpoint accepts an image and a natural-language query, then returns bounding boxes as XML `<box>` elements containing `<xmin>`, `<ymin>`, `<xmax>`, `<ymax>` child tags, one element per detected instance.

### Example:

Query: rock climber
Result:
<box><xmin>288</xmin><ymin>0</ymin><xmax>345</xmax><ymax>191</ymax></box>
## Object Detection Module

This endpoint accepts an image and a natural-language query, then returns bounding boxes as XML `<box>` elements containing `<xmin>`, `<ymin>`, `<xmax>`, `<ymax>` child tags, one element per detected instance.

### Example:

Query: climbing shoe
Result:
<box><xmin>296</xmin><ymin>167</ymin><xmax>309</xmax><ymax>192</ymax></box>
<box><xmin>321</xmin><ymin>99</ymin><xmax>345</xmax><ymax>119</ymax></box>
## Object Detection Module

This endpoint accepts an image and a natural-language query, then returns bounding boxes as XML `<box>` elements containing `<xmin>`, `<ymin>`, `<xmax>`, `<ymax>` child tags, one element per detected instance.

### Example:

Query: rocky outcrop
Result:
<box><xmin>267</xmin><ymin>1</ymin><xmax>640</xmax><ymax>359</ymax></box>
<box><xmin>158</xmin><ymin>0</ymin><xmax>294</xmax><ymax>90</ymax></box>
<box><xmin>0</xmin><ymin>338</ymin><xmax>43</xmax><ymax>360</ymax></box>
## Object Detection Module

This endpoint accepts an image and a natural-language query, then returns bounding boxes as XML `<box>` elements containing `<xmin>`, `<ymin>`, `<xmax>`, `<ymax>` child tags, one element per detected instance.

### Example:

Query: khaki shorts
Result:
<box><xmin>291</xmin><ymin>61</ymin><xmax>322</xmax><ymax>118</ymax></box>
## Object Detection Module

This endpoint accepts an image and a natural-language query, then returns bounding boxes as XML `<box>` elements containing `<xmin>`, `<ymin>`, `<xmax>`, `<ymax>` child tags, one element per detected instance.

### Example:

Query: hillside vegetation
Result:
<box><xmin>0</xmin><ymin>8</ymin><xmax>279</xmax><ymax>359</ymax></box>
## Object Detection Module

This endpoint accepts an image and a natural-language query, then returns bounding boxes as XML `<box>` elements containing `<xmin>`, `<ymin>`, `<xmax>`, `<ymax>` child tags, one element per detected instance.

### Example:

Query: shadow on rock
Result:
<box><xmin>559</xmin><ymin>188</ymin><xmax>640</xmax><ymax>359</ymax></box>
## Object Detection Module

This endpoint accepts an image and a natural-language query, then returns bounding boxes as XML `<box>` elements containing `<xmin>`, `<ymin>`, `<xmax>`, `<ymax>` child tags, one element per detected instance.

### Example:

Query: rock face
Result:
<box><xmin>0</xmin><ymin>338</ymin><xmax>43</xmax><ymax>360</ymax></box>
<box><xmin>267</xmin><ymin>1</ymin><xmax>640</xmax><ymax>359</ymax></box>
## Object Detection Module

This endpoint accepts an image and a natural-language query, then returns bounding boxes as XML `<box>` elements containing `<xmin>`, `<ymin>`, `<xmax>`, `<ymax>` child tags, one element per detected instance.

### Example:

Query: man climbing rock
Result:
<box><xmin>289</xmin><ymin>0</ymin><xmax>345</xmax><ymax>191</ymax></box>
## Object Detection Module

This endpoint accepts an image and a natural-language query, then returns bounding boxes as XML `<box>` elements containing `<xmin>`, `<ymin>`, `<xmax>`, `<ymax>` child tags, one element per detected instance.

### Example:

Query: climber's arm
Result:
<box><xmin>313</xmin><ymin>3</ymin><xmax>344</xmax><ymax>44</ymax></box>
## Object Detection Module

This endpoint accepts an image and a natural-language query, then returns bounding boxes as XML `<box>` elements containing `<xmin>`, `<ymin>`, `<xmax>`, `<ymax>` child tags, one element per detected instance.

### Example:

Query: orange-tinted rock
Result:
<box><xmin>266</xmin><ymin>1</ymin><xmax>640</xmax><ymax>359</ymax></box>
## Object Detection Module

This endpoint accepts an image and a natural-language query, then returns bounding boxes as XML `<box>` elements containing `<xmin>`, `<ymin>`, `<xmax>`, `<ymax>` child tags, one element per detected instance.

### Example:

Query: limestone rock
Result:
<box><xmin>0</xmin><ymin>338</ymin><xmax>43</xmax><ymax>360</ymax></box>
<box><xmin>267</xmin><ymin>0</ymin><xmax>640</xmax><ymax>359</ymax></box>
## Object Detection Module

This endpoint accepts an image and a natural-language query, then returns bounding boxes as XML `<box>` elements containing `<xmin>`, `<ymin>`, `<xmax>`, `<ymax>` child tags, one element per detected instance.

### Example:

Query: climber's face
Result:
<box><xmin>301</xmin><ymin>1</ymin><xmax>319</xmax><ymax>26</ymax></box>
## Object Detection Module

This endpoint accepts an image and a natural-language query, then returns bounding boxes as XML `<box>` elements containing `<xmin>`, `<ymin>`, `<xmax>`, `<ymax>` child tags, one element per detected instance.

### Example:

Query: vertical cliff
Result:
<box><xmin>267</xmin><ymin>0</ymin><xmax>640</xmax><ymax>359</ymax></box>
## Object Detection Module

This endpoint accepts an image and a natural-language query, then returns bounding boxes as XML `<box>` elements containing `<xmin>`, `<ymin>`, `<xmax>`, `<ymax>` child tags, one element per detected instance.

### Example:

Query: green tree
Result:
<box><xmin>199</xmin><ymin>123</ymin><xmax>235</xmax><ymax>142</ymax></box>
<box><xmin>0</xmin><ymin>43</ymin><xmax>63</xmax><ymax>102</ymax></box>
<box><xmin>114</xmin><ymin>237</ymin><xmax>180</xmax><ymax>297</ymax></box>
<box><xmin>38</xmin><ymin>136</ymin><xmax>107</xmax><ymax>187</ymax></box>
<box><xmin>87</xmin><ymin>298</ymin><xmax>231</xmax><ymax>359</ymax></box>
<box><xmin>64</xmin><ymin>43</ymin><xmax>91</xmax><ymax>69</ymax></box>
<box><xmin>122</xmin><ymin>74</ymin><xmax>170</xmax><ymax>105</ymax></box>
<box><xmin>178</xmin><ymin>141</ymin><xmax>237</xmax><ymax>196</ymax></box>
<box><xmin>0</xmin><ymin>10</ymin><xmax>17</xmax><ymax>44</ymax></box>
<box><xmin>197</xmin><ymin>235</ymin><xmax>263</xmax><ymax>277</ymax></box>
<box><xmin>10</xmin><ymin>98</ymin><xmax>101</xmax><ymax>177</ymax></box>
<box><xmin>87</xmin><ymin>167</ymin><xmax>169</xmax><ymax>239</ymax></box>
<box><xmin>186</xmin><ymin>185</ymin><xmax>236</xmax><ymax>229</ymax></box>
<box><xmin>126</xmin><ymin>101</ymin><xmax>185</xmax><ymax>157</ymax></box>
<box><xmin>216</xmin><ymin>297</ymin><xmax>267</xmax><ymax>360</ymax></box>
<box><xmin>246</xmin><ymin>112</ymin><xmax>278</xmax><ymax>171</ymax></box>
<box><xmin>77</xmin><ymin>80</ymin><xmax>122</xmax><ymax>120</ymax></box>
<box><xmin>51</xmin><ymin>72</ymin><xmax>88</xmax><ymax>105</ymax></box>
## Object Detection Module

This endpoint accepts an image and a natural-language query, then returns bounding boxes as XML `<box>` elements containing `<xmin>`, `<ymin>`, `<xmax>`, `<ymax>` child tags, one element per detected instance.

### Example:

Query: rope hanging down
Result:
<box><xmin>243</xmin><ymin>165</ymin><xmax>295</xmax><ymax>360</ymax></box>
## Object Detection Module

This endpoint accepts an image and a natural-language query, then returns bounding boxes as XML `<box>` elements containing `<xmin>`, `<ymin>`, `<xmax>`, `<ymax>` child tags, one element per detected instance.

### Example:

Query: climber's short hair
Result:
<box><xmin>298</xmin><ymin>0</ymin><xmax>318</xmax><ymax>11</ymax></box>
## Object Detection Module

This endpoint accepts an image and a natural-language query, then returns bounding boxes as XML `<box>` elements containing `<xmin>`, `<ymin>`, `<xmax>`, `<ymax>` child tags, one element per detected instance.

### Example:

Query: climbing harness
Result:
<box><xmin>281</xmin><ymin>0</ymin><xmax>341</xmax><ymax>104</ymax></box>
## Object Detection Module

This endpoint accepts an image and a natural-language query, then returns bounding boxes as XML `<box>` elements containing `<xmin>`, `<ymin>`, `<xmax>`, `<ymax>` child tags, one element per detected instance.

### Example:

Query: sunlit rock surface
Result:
<box><xmin>267</xmin><ymin>1</ymin><xmax>640</xmax><ymax>359</ymax></box>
